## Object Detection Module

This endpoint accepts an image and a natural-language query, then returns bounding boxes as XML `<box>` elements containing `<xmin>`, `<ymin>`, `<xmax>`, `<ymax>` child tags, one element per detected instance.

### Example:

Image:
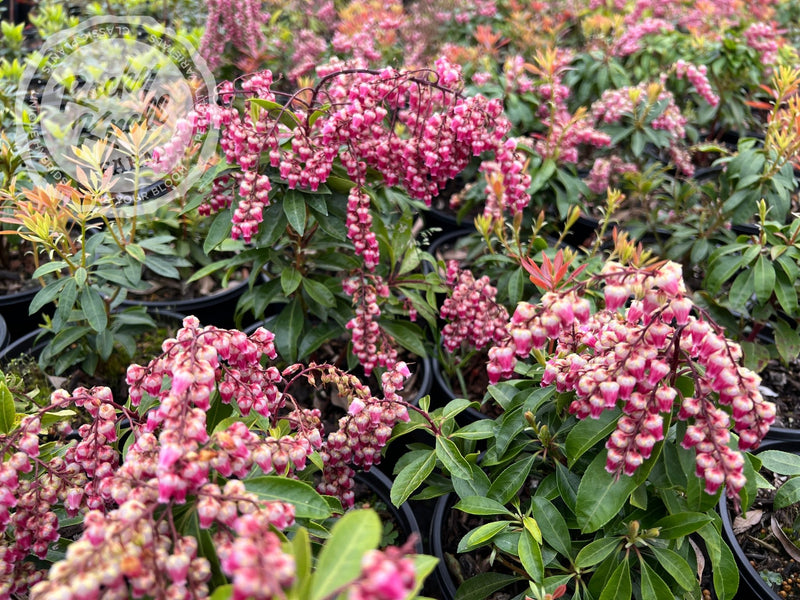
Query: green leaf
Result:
<box><xmin>289</xmin><ymin>527</ymin><xmax>312</xmax><ymax>599</ymax></box>
<box><xmin>441</xmin><ymin>398</ymin><xmax>478</xmax><ymax>422</ymax></box>
<box><xmin>453</xmin><ymin>573</ymin><xmax>523</xmax><ymax>600</ymax></box>
<box><xmin>453</xmin><ymin>496</ymin><xmax>514</xmax><ymax>517</ymax></box>
<box><xmin>575</xmin><ymin>451</ymin><xmax>639</xmax><ymax>532</ymax></box>
<box><xmin>450</xmin><ymin>419</ymin><xmax>495</xmax><ymax>440</ymax></box>
<box><xmin>518</xmin><ymin>529</ymin><xmax>544</xmax><ymax>582</ymax></box>
<box><xmin>32</xmin><ymin>260</ymin><xmax>68</xmax><ymax>279</ymax></box>
<box><xmin>55</xmin><ymin>278</ymin><xmax>77</xmax><ymax>324</ymax></box>
<box><xmin>280</xmin><ymin>267</ymin><xmax>302</xmax><ymax>296</ymax></box>
<box><xmin>457</xmin><ymin>520</ymin><xmax>510</xmax><ymax>552</ymax></box>
<box><xmin>272</xmin><ymin>301</ymin><xmax>304</xmax><ymax>362</ymax></box>
<box><xmin>598</xmin><ymin>559</ymin><xmax>631</xmax><ymax>600</ymax></box>
<box><xmin>452</xmin><ymin>464</ymin><xmax>491</xmax><ymax>499</ymax></box>
<box><xmin>80</xmin><ymin>287</ymin><xmax>107</xmax><ymax>333</ymax></box>
<box><xmin>379</xmin><ymin>320</ymin><xmax>428</xmax><ymax>357</ymax></box>
<box><xmin>531</xmin><ymin>497</ymin><xmax>572</xmax><ymax>558</ymax></box>
<box><xmin>0</xmin><ymin>380</ymin><xmax>14</xmax><ymax>434</ymax></box>
<box><xmin>250</xmin><ymin>98</ymin><xmax>300</xmax><ymax>129</ymax></box>
<box><xmin>650</xmin><ymin>547</ymin><xmax>696</xmax><ymax>591</ymax></box>
<box><xmin>487</xmin><ymin>454</ymin><xmax>536</xmax><ymax>505</ymax></box>
<box><xmin>436</xmin><ymin>436</ymin><xmax>473</xmax><ymax>480</ymax></box>
<box><xmin>390</xmin><ymin>450</ymin><xmax>436</xmax><ymax>507</ymax></box>
<box><xmin>245</xmin><ymin>477</ymin><xmax>332</xmax><ymax>519</ymax></box>
<box><xmin>310</xmin><ymin>509</ymin><xmax>381</xmax><ymax>600</ymax></box>
<box><xmin>302</xmin><ymin>278</ymin><xmax>336</xmax><ymax>308</ymax></box>
<box><xmin>728</xmin><ymin>269</ymin><xmax>754</xmax><ymax>311</ymax></box>
<box><xmin>652</xmin><ymin>512</ymin><xmax>711</xmax><ymax>539</ymax></box>
<box><xmin>774</xmin><ymin>320</ymin><xmax>800</xmax><ymax>365</ymax></box>
<box><xmin>774</xmin><ymin>477</ymin><xmax>800</xmax><ymax>509</ymax></box>
<box><xmin>575</xmin><ymin>537</ymin><xmax>621</xmax><ymax>569</ymax></box>
<box><xmin>700</xmin><ymin>523</ymin><xmax>739</xmax><ymax>600</ymax></box>
<box><xmin>759</xmin><ymin>450</ymin><xmax>800</xmax><ymax>476</ymax></box>
<box><xmin>640</xmin><ymin>558</ymin><xmax>674</xmax><ymax>600</ymax></box>
<box><xmin>49</xmin><ymin>325</ymin><xmax>92</xmax><ymax>355</ymax></box>
<box><xmin>705</xmin><ymin>255</ymin><xmax>745</xmax><ymax>294</ymax></box>
<box><xmin>565</xmin><ymin>409</ymin><xmax>621</xmax><ymax>467</ymax></box>
<box><xmin>283</xmin><ymin>189</ymin><xmax>306</xmax><ymax>236</ymax></box>
<box><xmin>125</xmin><ymin>243</ymin><xmax>147</xmax><ymax>263</ymax></box>
<box><xmin>204</xmin><ymin>209</ymin><xmax>233</xmax><ymax>254</ymax></box>
<box><xmin>753</xmin><ymin>255</ymin><xmax>775</xmax><ymax>305</ymax></box>
<box><xmin>29</xmin><ymin>278</ymin><xmax>67</xmax><ymax>314</ymax></box>
<box><xmin>208</xmin><ymin>585</ymin><xmax>232</xmax><ymax>600</ymax></box>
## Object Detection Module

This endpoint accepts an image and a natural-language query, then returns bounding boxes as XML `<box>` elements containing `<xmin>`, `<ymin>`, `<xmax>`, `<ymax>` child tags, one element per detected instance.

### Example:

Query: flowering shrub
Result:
<box><xmin>488</xmin><ymin>249</ymin><xmax>775</xmax><ymax>499</ymax></box>
<box><xmin>0</xmin><ymin>316</ymin><xmax>434</xmax><ymax>598</ymax></box>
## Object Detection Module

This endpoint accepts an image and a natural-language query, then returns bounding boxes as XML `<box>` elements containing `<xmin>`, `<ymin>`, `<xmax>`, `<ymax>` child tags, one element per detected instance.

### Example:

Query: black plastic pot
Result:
<box><xmin>719</xmin><ymin>439</ymin><xmax>794</xmax><ymax>600</ymax></box>
<box><xmin>120</xmin><ymin>278</ymin><xmax>248</xmax><ymax>330</ymax></box>
<box><xmin>430</xmin><ymin>356</ymin><xmax>486</xmax><ymax>425</ymax></box>
<box><xmin>0</xmin><ymin>285</ymin><xmax>54</xmax><ymax>345</ymax></box>
<box><xmin>429</xmin><ymin>493</ymin><xmax>458</xmax><ymax>600</ymax></box>
<box><xmin>354</xmin><ymin>468</ymin><xmax>424</xmax><ymax>555</ymax></box>
<box><xmin>0</xmin><ymin>309</ymin><xmax>187</xmax><ymax>371</ymax></box>
<box><xmin>0</xmin><ymin>313</ymin><xmax>9</xmax><ymax>353</ymax></box>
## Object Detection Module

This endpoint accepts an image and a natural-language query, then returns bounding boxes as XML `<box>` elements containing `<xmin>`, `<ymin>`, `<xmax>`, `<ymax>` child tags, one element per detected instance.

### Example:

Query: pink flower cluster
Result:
<box><xmin>611</xmin><ymin>18</ymin><xmax>674</xmax><ymax>57</ymax></box>
<box><xmin>344</xmin><ymin>273</ymin><xmax>396</xmax><ymax>377</ymax></box>
<box><xmin>349</xmin><ymin>545</ymin><xmax>417</xmax><ymax>600</ymax></box>
<box><xmin>675</xmin><ymin>60</ymin><xmax>719</xmax><ymax>107</ymax></box>
<box><xmin>0</xmin><ymin>388</ymin><xmax>120</xmax><ymax>596</ymax></box>
<box><xmin>318</xmin><ymin>362</ymin><xmax>411</xmax><ymax>507</ymax></box>
<box><xmin>591</xmin><ymin>83</ymin><xmax>693</xmax><ymax>175</ymax></box>
<box><xmin>157</xmin><ymin>61</ymin><xmax>530</xmax><ymax>254</ymax></box>
<box><xmin>744</xmin><ymin>22</ymin><xmax>782</xmax><ymax>65</ymax></box>
<box><xmin>586</xmin><ymin>156</ymin><xmax>639</xmax><ymax>194</ymax></box>
<box><xmin>487</xmin><ymin>260</ymin><xmax>775</xmax><ymax>499</ymax></box>
<box><xmin>440</xmin><ymin>260</ymin><xmax>509</xmax><ymax>355</ymax></box>
<box><xmin>198</xmin><ymin>0</ymin><xmax>269</xmax><ymax>70</ymax></box>
<box><xmin>3</xmin><ymin>316</ymin><xmax>421</xmax><ymax>597</ymax></box>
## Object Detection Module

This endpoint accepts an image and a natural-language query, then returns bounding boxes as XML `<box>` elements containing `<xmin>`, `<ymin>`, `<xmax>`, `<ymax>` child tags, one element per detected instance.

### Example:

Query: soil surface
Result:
<box><xmin>728</xmin><ymin>472</ymin><xmax>800</xmax><ymax>598</ymax></box>
<box><xmin>760</xmin><ymin>358</ymin><xmax>800</xmax><ymax>430</ymax></box>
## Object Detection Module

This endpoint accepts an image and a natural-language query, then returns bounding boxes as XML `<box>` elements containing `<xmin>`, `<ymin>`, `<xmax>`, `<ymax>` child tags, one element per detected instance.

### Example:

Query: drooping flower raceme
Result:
<box><xmin>488</xmin><ymin>260</ymin><xmax>775</xmax><ymax>500</ymax></box>
<box><xmin>3</xmin><ymin>317</ymin><xmax>419</xmax><ymax>598</ymax></box>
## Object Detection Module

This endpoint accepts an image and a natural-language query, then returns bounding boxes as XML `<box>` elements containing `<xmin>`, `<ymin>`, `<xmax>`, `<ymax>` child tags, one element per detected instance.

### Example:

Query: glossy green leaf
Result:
<box><xmin>531</xmin><ymin>497</ymin><xmax>571</xmax><ymax>558</ymax></box>
<box><xmin>289</xmin><ymin>527</ymin><xmax>312</xmax><ymax>599</ymax></box>
<box><xmin>125</xmin><ymin>243</ymin><xmax>146</xmax><ymax>263</ymax></box>
<box><xmin>649</xmin><ymin>547</ymin><xmax>696</xmax><ymax>591</ymax></box>
<box><xmin>487</xmin><ymin>454</ymin><xmax>536</xmax><ymax>505</ymax></box>
<box><xmin>283</xmin><ymin>189</ymin><xmax>306</xmax><ymax>236</ymax></box>
<box><xmin>31</xmin><ymin>260</ymin><xmax>68</xmax><ymax>279</ymax></box>
<box><xmin>774</xmin><ymin>270</ymin><xmax>798</xmax><ymax>316</ymax></box>
<box><xmin>453</xmin><ymin>573</ymin><xmax>523</xmax><ymax>600</ymax></box>
<box><xmin>705</xmin><ymin>255</ymin><xmax>744</xmax><ymax>294</ymax></box>
<box><xmin>598</xmin><ymin>559</ymin><xmax>631</xmax><ymax>600</ymax></box>
<box><xmin>209</xmin><ymin>585</ymin><xmax>232</xmax><ymax>600</ymax></box>
<box><xmin>436</xmin><ymin>436</ymin><xmax>472</xmax><ymax>480</ymax></box>
<box><xmin>49</xmin><ymin>325</ymin><xmax>92</xmax><ymax>354</ymax></box>
<box><xmin>700</xmin><ymin>523</ymin><xmax>739</xmax><ymax>600</ymax></box>
<box><xmin>727</xmin><ymin>269</ymin><xmax>754</xmax><ymax>311</ymax></box>
<box><xmin>80</xmin><ymin>286</ymin><xmax>107</xmax><ymax>332</ymax></box>
<box><xmin>379</xmin><ymin>320</ymin><xmax>427</xmax><ymax>357</ymax></box>
<box><xmin>457</xmin><ymin>520</ymin><xmax>510</xmax><ymax>552</ymax></box>
<box><xmin>774</xmin><ymin>477</ymin><xmax>800</xmax><ymax>509</ymax></box>
<box><xmin>302</xmin><ymin>278</ymin><xmax>336</xmax><ymax>308</ymax></box>
<box><xmin>310</xmin><ymin>509</ymin><xmax>381</xmax><ymax>600</ymax></box>
<box><xmin>653</xmin><ymin>512</ymin><xmax>712</xmax><ymax>539</ymax></box>
<box><xmin>452</xmin><ymin>463</ymin><xmax>491</xmax><ymax>499</ymax></box>
<box><xmin>759</xmin><ymin>450</ymin><xmax>800</xmax><ymax>476</ymax></box>
<box><xmin>753</xmin><ymin>255</ymin><xmax>775</xmax><ymax>305</ymax></box>
<box><xmin>518</xmin><ymin>529</ymin><xmax>544</xmax><ymax>582</ymax></box>
<box><xmin>575</xmin><ymin>451</ymin><xmax>639</xmax><ymax>532</ymax></box>
<box><xmin>565</xmin><ymin>408</ymin><xmax>621</xmax><ymax>467</ymax></box>
<box><xmin>390</xmin><ymin>450</ymin><xmax>436</xmax><ymax>507</ymax></box>
<box><xmin>272</xmin><ymin>301</ymin><xmax>304</xmax><ymax>362</ymax></box>
<box><xmin>55</xmin><ymin>278</ymin><xmax>77</xmax><ymax>323</ymax></box>
<box><xmin>204</xmin><ymin>209</ymin><xmax>233</xmax><ymax>253</ymax></box>
<box><xmin>0</xmin><ymin>380</ymin><xmax>14</xmax><ymax>434</ymax></box>
<box><xmin>774</xmin><ymin>320</ymin><xmax>800</xmax><ymax>366</ymax></box>
<box><xmin>453</xmin><ymin>496</ymin><xmax>514</xmax><ymax>517</ymax></box>
<box><xmin>280</xmin><ymin>267</ymin><xmax>302</xmax><ymax>295</ymax></box>
<box><xmin>640</xmin><ymin>558</ymin><xmax>674</xmax><ymax>600</ymax></box>
<box><xmin>575</xmin><ymin>537</ymin><xmax>621</xmax><ymax>569</ymax></box>
<box><xmin>29</xmin><ymin>278</ymin><xmax>67</xmax><ymax>314</ymax></box>
<box><xmin>245</xmin><ymin>477</ymin><xmax>332</xmax><ymax>519</ymax></box>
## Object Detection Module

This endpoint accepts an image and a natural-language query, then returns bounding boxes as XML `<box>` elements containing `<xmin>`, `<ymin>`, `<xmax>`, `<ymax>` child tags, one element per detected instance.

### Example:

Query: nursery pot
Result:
<box><xmin>353</xmin><ymin>468</ymin><xmax>424</xmax><ymax>555</ymax></box>
<box><xmin>719</xmin><ymin>439</ymin><xmax>798</xmax><ymax>600</ymax></box>
<box><xmin>0</xmin><ymin>285</ymin><xmax>54</xmax><ymax>345</ymax></box>
<box><xmin>0</xmin><ymin>313</ymin><xmax>9</xmax><ymax>353</ymax></box>
<box><xmin>429</xmin><ymin>493</ymin><xmax>459</xmax><ymax>600</ymax></box>
<box><xmin>120</xmin><ymin>278</ymin><xmax>249</xmax><ymax>330</ymax></box>
<box><xmin>430</xmin><ymin>356</ymin><xmax>487</xmax><ymax>425</ymax></box>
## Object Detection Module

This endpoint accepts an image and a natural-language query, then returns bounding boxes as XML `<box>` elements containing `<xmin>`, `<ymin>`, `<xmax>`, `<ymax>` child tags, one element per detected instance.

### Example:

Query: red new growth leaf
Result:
<box><xmin>520</xmin><ymin>249</ymin><xmax>587</xmax><ymax>292</ymax></box>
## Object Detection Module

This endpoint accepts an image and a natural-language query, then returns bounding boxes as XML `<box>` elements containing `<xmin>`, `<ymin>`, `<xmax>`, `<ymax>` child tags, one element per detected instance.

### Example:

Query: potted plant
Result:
<box><xmin>0</xmin><ymin>315</ymin><xmax>438</xmax><ymax>597</ymax></box>
<box><xmin>388</xmin><ymin>233</ymin><xmax>776</xmax><ymax>600</ymax></box>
